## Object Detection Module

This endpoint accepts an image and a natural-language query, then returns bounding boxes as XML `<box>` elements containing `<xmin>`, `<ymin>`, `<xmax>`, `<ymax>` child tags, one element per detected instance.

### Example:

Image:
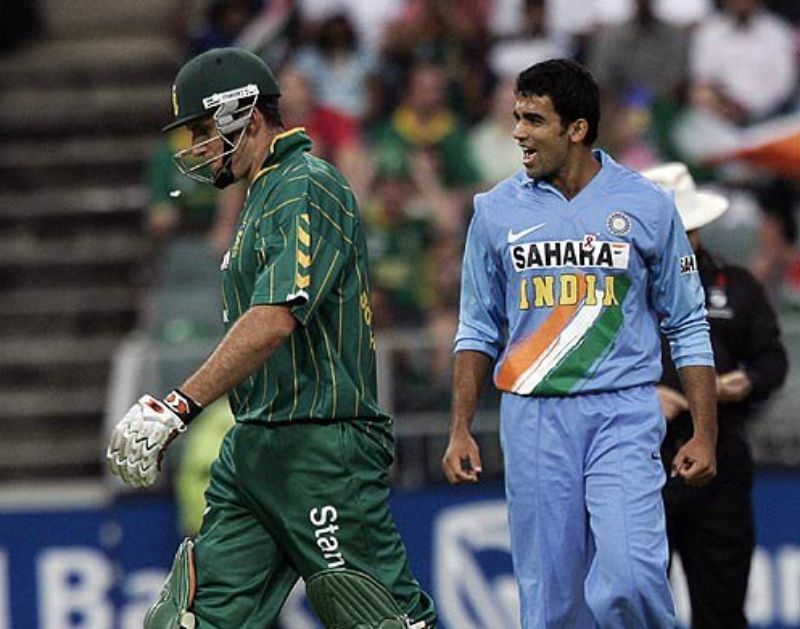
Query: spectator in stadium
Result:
<box><xmin>468</xmin><ymin>75</ymin><xmax>522</xmax><ymax>186</ymax></box>
<box><xmin>381</xmin><ymin>0</ymin><xmax>493</xmax><ymax>123</ymax></box>
<box><xmin>489</xmin><ymin>0</ymin><xmax>573</xmax><ymax>81</ymax></box>
<box><xmin>587</xmin><ymin>0</ymin><xmax>691</xmax><ymax>162</ymax></box>
<box><xmin>382</xmin><ymin>0</ymin><xmax>490</xmax><ymax>60</ymax></box>
<box><xmin>295</xmin><ymin>0</ymin><xmax>404</xmax><ymax>55</ymax></box>
<box><xmin>371</xmin><ymin>57</ymin><xmax>481</xmax><ymax>204</ymax></box>
<box><xmin>361</xmin><ymin>155</ymin><xmax>463</xmax><ymax>409</ymax></box>
<box><xmin>292</xmin><ymin>12</ymin><xmax>377</xmax><ymax>120</ymax></box>
<box><xmin>211</xmin><ymin>60</ymin><xmax>373</xmax><ymax>239</ymax></box>
<box><xmin>233</xmin><ymin>0</ymin><xmax>300</xmax><ymax>68</ymax></box>
<box><xmin>106</xmin><ymin>47</ymin><xmax>436</xmax><ymax>629</ymax></box>
<box><xmin>362</xmin><ymin>166</ymin><xmax>432</xmax><ymax>329</ymax></box>
<box><xmin>188</xmin><ymin>0</ymin><xmax>261</xmax><ymax>56</ymax></box>
<box><xmin>645</xmin><ymin>162</ymin><xmax>788</xmax><ymax>629</ymax></box>
<box><xmin>685</xmin><ymin>0</ymin><xmax>799</xmax><ymax>300</ymax></box>
<box><xmin>442</xmin><ymin>58</ymin><xmax>717</xmax><ymax>629</ymax></box>
<box><xmin>690</xmin><ymin>0</ymin><xmax>796</xmax><ymax>126</ymax></box>
<box><xmin>588</xmin><ymin>0</ymin><xmax>690</xmax><ymax>104</ymax></box>
<box><xmin>605</xmin><ymin>87</ymin><xmax>662</xmax><ymax>171</ymax></box>
<box><xmin>362</xmin><ymin>155</ymin><xmax>459</xmax><ymax>329</ymax></box>
<box><xmin>277</xmin><ymin>62</ymin><xmax>371</xmax><ymax>199</ymax></box>
<box><xmin>751</xmin><ymin>178</ymin><xmax>800</xmax><ymax>301</ymax></box>
<box><xmin>275</xmin><ymin>63</ymin><xmax>359</xmax><ymax>161</ymax></box>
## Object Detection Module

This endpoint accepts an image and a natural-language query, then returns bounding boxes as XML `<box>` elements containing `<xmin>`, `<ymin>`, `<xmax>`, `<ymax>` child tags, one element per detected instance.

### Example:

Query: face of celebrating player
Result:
<box><xmin>512</xmin><ymin>94</ymin><xmax>585</xmax><ymax>183</ymax></box>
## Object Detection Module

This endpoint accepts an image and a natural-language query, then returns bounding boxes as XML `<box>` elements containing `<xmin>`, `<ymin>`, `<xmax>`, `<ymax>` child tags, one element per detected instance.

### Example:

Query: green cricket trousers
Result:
<box><xmin>190</xmin><ymin>419</ymin><xmax>436</xmax><ymax>627</ymax></box>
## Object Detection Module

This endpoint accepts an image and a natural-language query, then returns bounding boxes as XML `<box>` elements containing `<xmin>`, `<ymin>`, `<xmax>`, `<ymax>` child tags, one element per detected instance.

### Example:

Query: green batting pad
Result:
<box><xmin>144</xmin><ymin>538</ymin><xmax>197</xmax><ymax>629</ymax></box>
<box><xmin>306</xmin><ymin>568</ymin><xmax>411</xmax><ymax>629</ymax></box>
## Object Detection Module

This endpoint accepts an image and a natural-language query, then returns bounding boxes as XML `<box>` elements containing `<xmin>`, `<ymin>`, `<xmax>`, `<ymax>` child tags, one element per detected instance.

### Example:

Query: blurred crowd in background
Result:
<box><xmin>143</xmin><ymin>0</ymin><xmax>800</xmax><ymax>431</ymax></box>
<box><xmin>3</xmin><ymin>0</ymin><xmax>800</xmax><ymax>483</ymax></box>
<box><xmin>140</xmin><ymin>0</ymin><xmax>800</xmax><ymax>331</ymax></box>
<box><xmin>133</xmin><ymin>0</ymin><xmax>800</xmax><ymax>408</ymax></box>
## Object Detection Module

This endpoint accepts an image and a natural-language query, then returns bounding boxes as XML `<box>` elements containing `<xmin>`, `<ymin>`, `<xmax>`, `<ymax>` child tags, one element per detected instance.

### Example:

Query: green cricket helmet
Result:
<box><xmin>165</xmin><ymin>47</ymin><xmax>281</xmax><ymax>188</ymax></box>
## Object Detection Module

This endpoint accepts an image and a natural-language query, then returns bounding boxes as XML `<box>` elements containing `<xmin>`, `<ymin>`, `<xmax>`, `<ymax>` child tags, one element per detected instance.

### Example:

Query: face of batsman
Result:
<box><xmin>164</xmin><ymin>47</ymin><xmax>281</xmax><ymax>188</ymax></box>
<box><xmin>175</xmin><ymin>93</ymin><xmax>258</xmax><ymax>189</ymax></box>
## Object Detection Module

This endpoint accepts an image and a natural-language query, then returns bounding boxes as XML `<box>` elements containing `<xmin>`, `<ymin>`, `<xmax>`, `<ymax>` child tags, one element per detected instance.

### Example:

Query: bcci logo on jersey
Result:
<box><xmin>510</xmin><ymin>240</ymin><xmax>630</xmax><ymax>272</ymax></box>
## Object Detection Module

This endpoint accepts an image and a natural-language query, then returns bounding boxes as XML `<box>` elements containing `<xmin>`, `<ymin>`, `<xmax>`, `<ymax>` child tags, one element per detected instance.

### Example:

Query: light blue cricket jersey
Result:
<box><xmin>455</xmin><ymin>150</ymin><xmax>714</xmax><ymax>396</ymax></box>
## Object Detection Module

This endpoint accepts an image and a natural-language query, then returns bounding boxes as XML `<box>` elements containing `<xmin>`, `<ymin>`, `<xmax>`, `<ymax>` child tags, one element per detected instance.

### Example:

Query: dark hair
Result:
<box><xmin>515</xmin><ymin>59</ymin><xmax>600</xmax><ymax>145</ymax></box>
<box><xmin>256</xmin><ymin>95</ymin><xmax>283</xmax><ymax>128</ymax></box>
<box><xmin>317</xmin><ymin>13</ymin><xmax>357</xmax><ymax>53</ymax></box>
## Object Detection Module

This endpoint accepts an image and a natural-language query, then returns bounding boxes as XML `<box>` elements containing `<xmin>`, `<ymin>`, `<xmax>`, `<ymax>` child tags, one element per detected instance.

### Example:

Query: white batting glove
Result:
<box><xmin>106</xmin><ymin>394</ymin><xmax>187</xmax><ymax>488</ymax></box>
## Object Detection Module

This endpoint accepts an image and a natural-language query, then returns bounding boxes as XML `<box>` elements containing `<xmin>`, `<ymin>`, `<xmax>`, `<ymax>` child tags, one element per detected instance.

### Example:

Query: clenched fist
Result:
<box><xmin>106</xmin><ymin>394</ymin><xmax>187</xmax><ymax>487</ymax></box>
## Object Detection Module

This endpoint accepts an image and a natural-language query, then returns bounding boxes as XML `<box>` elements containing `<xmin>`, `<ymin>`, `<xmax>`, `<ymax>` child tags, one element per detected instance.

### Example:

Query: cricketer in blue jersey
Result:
<box><xmin>442</xmin><ymin>59</ymin><xmax>718</xmax><ymax>629</ymax></box>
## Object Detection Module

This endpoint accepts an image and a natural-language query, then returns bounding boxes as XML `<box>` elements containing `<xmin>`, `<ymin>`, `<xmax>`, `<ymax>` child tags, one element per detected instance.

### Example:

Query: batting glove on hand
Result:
<box><xmin>106</xmin><ymin>394</ymin><xmax>188</xmax><ymax>488</ymax></box>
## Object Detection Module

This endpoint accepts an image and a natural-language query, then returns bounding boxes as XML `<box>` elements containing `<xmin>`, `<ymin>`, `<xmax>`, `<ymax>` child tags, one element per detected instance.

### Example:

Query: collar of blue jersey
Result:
<box><xmin>520</xmin><ymin>149</ymin><xmax>614</xmax><ymax>197</ymax></box>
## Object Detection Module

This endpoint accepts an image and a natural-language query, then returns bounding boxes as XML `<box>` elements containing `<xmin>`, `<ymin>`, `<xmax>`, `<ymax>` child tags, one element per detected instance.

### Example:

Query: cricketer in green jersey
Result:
<box><xmin>106</xmin><ymin>47</ymin><xmax>436</xmax><ymax>629</ymax></box>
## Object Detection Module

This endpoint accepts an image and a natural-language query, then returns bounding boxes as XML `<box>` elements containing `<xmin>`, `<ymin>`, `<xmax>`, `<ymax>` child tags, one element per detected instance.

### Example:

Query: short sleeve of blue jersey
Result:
<box><xmin>648</xmin><ymin>195</ymin><xmax>714</xmax><ymax>368</ymax></box>
<box><xmin>454</xmin><ymin>195</ymin><xmax>507</xmax><ymax>359</ymax></box>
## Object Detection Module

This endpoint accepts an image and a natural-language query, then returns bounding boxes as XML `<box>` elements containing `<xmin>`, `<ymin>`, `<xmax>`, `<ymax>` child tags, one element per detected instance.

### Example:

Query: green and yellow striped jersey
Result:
<box><xmin>220</xmin><ymin>128</ymin><xmax>389</xmax><ymax>424</ymax></box>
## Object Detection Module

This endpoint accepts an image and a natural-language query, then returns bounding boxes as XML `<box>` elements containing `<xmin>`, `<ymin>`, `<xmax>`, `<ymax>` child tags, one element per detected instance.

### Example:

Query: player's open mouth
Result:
<box><xmin>521</xmin><ymin>147</ymin><xmax>537</xmax><ymax>166</ymax></box>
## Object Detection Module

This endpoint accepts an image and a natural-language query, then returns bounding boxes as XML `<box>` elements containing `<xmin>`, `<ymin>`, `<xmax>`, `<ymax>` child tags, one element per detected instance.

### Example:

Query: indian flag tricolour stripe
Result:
<box><xmin>495</xmin><ymin>274</ymin><xmax>631</xmax><ymax>395</ymax></box>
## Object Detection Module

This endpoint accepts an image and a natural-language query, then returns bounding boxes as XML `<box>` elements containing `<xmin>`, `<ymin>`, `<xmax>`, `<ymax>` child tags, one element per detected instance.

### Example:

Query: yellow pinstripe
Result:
<box><xmin>219</xmin><ymin>128</ymin><xmax>384</xmax><ymax>424</ymax></box>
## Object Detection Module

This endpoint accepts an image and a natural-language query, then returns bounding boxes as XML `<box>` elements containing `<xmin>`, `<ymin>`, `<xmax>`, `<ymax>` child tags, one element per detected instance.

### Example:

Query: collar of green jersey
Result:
<box><xmin>251</xmin><ymin>127</ymin><xmax>312</xmax><ymax>185</ymax></box>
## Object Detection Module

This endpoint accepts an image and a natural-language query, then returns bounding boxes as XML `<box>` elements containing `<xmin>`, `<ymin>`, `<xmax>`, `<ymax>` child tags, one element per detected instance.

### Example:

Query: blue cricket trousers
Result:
<box><xmin>500</xmin><ymin>385</ymin><xmax>676</xmax><ymax>629</ymax></box>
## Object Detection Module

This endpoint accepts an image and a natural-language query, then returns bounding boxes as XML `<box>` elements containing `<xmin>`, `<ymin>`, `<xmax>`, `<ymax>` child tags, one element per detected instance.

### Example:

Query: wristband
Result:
<box><xmin>163</xmin><ymin>389</ymin><xmax>204</xmax><ymax>424</ymax></box>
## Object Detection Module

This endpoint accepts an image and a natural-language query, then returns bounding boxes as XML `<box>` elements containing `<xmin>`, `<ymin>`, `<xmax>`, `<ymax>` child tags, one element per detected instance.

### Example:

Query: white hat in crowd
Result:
<box><xmin>642</xmin><ymin>162</ymin><xmax>730</xmax><ymax>231</ymax></box>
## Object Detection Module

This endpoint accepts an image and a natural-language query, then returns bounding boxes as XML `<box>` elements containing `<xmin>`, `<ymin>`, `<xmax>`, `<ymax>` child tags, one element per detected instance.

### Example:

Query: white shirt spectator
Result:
<box><xmin>490</xmin><ymin>38</ymin><xmax>571</xmax><ymax>79</ymax></box>
<box><xmin>297</xmin><ymin>0</ymin><xmax>403</xmax><ymax>53</ymax></box>
<box><xmin>506</xmin><ymin>0</ymin><xmax>712</xmax><ymax>38</ymax></box>
<box><xmin>293</xmin><ymin>47</ymin><xmax>376</xmax><ymax>119</ymax></box>
<box><xmin>491</xmin><ymin>0</ymin><xmax>524</xmax><ymax>37</ymax></box>
<box><xmin>691</xmin><ymin>9</ymin><xmax>797</xmax><ymax>119</ymax></box>
<box><xmin>468</xmin><ymin>77</ymin><xmax>522</xmax><ymax>184</ymax></box>
<box><xmin>654</xmin><ymin>0</ymin><xmax>712</xmax><ymax>26</ymax></box>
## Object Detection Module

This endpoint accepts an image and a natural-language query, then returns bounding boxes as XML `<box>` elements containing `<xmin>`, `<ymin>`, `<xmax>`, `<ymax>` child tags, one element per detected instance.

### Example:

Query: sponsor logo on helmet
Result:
<box><xmin>202</xmin><ymin>84</ymin><xmax>260</xmax><ymax>110</ymax></box>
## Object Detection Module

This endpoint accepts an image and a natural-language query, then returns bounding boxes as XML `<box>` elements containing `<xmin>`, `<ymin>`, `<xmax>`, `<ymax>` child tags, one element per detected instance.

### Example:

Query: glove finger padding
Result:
<box><xmin>106</xmin><ymin>404</ymin><xmax>139</xmax><ymax>478</ymax></box>
<box><xmin>106</xmin><ymin>425</ymin><xmax>125</xmax><ymax>478</ymax></box>
<box><xmin>106</xmin><ymin>394</ymin><xmax>186</xmax><ymax>487</ymax></box>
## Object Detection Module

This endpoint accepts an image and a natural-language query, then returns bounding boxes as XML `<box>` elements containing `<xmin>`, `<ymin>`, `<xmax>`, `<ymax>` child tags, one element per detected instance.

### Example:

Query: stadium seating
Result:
<box><xmin>0</xmin><ymin>1</ymin><xmax>183</xmax><ymax>480</ymax></box>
